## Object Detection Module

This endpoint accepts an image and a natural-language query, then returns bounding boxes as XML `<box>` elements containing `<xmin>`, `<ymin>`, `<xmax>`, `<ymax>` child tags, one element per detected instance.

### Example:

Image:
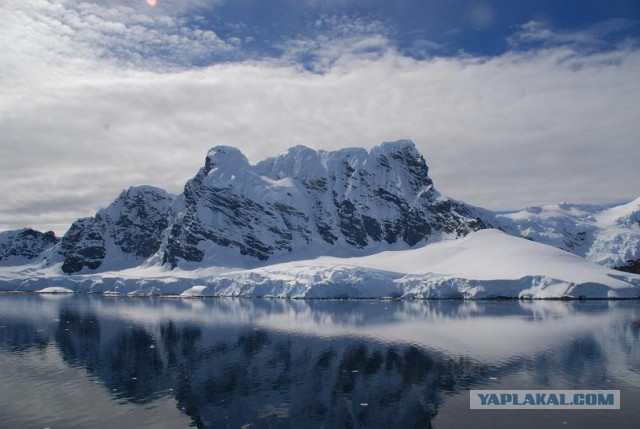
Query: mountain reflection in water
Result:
<box><xmin>0</xmin><ymin>296</ymin><xmax>639</xmax><ymax>428</ymax></box>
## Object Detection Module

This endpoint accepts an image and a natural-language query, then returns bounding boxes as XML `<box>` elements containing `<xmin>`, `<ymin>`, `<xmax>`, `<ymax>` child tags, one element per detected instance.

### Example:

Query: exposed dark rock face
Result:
<box><xmin>59</xmin><ymin>186</ymin><xmax>174</xmax><ymax>274</ymax></box>
<box><xmin>161</xmin><ymin>141</ymin><xmax>492</xmax><ymax>268</ymax></box>
<box><xmin>59</xmin><ymin>217</ymin><xmax>107</xmax><ymax>273</ymax></box>
<box><xmin>110</xmin><ymin>187</ymin><xmax>174</xmax><ymax>258</ymax></box>
<box><xmin>615</xmin><ymin>259</ymin><xmax>640</xmax><ymax>275</ymax></box>
<box><xmin>0</xmin><ymin>228</ymin><xmax>58</xmax><ymax>262</ymax></box>
<box><xmin>162</xmin><ymin>149</ymin><xmax>312</xmax><ymax>267</ymax></box>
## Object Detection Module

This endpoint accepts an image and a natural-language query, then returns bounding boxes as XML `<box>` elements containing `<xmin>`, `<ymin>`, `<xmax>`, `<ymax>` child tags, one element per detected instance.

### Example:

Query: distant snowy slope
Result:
<box><xmin>498</xmin><ymin>198</ymin><xmax>640</xmax><ymax>271</ymax></box>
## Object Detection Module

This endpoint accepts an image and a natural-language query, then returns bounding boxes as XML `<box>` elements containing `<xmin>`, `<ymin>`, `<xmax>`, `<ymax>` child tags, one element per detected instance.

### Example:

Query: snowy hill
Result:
<box><xmin>498</xmin><ymin>198</ymin><xmax>640</xmax><ymax>272</ymax></box>
<box><xmin>187</xmin><ymin>229</ymin><xmax>638</xmax><ymax>299</ymax></box>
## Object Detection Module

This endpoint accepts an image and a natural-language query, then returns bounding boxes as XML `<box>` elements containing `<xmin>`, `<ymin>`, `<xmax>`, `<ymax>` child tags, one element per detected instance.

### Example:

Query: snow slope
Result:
<box><xmin>1</xmin><ymin>230</ymin><xmax>637</xmax><ymax>299</ymax></box>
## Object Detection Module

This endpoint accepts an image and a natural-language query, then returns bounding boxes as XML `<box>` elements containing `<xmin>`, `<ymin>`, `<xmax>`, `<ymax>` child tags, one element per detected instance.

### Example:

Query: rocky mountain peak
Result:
<box><xmin>58</xmin><ymin>185</ymin><xmax>174</xmax><ymax>274</ymax></box>
<box><xmin>0</xmin><ymin>228</ymin><xmax>58</xmax><ymax>264</ymax></box>
<box><xmin>372</xmin><ymin>138</ymin><xmax>418</xmax><ymax>154</ymax></box>
<box><xmin>162</xmin><ymin>140</ymin><xmax>488</xmax><ymax>268</ymax></box>
<box><xmin>2</xmin><ymin>141</ymin><xmax>637</xmax><ymax>278</ymax></box>
<box><xmin>0</xmin><ymin>140</ymin><xmax>492</xmax><ymax>273</ymax></box>
<box><xmin>204</xmin><ymin>146</ymin><xmax>250</xmax><ymax>175</ymax></box>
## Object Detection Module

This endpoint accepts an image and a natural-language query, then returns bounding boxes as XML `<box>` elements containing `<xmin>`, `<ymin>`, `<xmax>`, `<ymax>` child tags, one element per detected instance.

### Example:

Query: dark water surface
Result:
<box><xmin>0</xmin><ymin>295</ymin><xmax>638</xmax><ymax>428</ymax></box>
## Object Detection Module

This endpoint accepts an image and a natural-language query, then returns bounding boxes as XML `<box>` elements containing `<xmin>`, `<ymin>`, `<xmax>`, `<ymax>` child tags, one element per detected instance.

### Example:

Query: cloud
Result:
<box><xmin>1</xmin><ymin>1</ymin><xmax>639</xmax><ymax>235</ymax></box>
<box><xmin>275</xmin><ymin>15</ymin><xmax>394</xmax><ymax>72</ymax></box>
<box><xmin>508</xmin><ymin>19</ymin><xmax>640</xmax><ymax>52</ymax></box>
<box><xmin>1</xmin><ymin>0</ymin><xmax>235</xmax><ymax>72</ymax></box>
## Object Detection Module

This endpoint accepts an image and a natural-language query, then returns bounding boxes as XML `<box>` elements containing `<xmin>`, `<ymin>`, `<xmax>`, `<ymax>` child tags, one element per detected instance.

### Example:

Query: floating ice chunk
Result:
<box><xmin>179</xmin><ymin>285</ymin><xmax>212</xmax><ymax>298</ymax></box>
<box><xmin>36</xmin><ymin>287</ymin><xmax>73</xmax><ymax>294</ymax></box>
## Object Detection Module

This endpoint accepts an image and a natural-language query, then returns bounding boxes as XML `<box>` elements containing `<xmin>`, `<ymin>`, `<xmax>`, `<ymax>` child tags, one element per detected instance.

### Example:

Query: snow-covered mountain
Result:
<box><xmin>0</xmin><ymin>228</ymin><xmax>58</xmax><ymax>265</ymax></box>
<box><xmin>160</xmin><ymin>141</ymin><xmax>490</xmax><ymax>269</ymax></box>
<box><xmin>54</xmin><ymin>186</ymin><xmax>174</xmax><ymax>273</ymax></box>
<box><xmin>5</xmin><ymin>229</ymin><xmax>636</xmax><ymax>299</ymax></box>
<box><xmin>498</xmin><ymin>198</ymin><xmax>640</xmax><ymax>272</ymax></box>
<box><xmin>4</xmin><ymin>140</ymin><xmax>491</xmax><ymax>274</ymax></box>
<box><xmin>0</xmin><ymin>139</ymin><xmax>638</xmax><ymax>298</ymax></box>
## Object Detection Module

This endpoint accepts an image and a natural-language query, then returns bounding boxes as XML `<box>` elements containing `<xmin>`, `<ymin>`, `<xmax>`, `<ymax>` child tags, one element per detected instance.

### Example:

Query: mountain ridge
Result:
<box><xmin>160</xmin><ymin>140</ymin><xmax>490</xmax><ymax>270</ymax></box>
<box><xmin>0</xmin><ymin>140</ymin><xmax>638</xmax><ymax>280</ymax></box>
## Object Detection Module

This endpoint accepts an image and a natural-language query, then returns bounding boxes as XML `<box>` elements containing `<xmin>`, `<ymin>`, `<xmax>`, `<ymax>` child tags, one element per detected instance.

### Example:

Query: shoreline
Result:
<box><xmin>2</xmin><ymin>290</ymin><xmax>638</xmax><ymax>301</ymax></box>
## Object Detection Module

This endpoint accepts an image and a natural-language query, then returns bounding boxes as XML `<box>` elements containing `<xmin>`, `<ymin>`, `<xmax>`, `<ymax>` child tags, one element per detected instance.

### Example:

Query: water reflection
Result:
<box><xmin>0</xmin><ymin>296</ymin><xmax>639</xmax><ymax>428</ymax></box>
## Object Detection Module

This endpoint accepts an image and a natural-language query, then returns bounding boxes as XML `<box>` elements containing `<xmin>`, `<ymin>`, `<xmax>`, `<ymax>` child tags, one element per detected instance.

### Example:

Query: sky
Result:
<box><xmin>1</xmin><ymin>0</ymin><xmax>639</xmax><ymax>235</ymax></box>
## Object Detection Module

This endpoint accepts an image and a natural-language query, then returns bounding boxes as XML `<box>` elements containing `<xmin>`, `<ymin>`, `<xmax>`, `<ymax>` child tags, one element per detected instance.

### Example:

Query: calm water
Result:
<box><xmin>0</xmin><ymin>295</ymin><xmax>639</xmax><ymax>428</ymax></box>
